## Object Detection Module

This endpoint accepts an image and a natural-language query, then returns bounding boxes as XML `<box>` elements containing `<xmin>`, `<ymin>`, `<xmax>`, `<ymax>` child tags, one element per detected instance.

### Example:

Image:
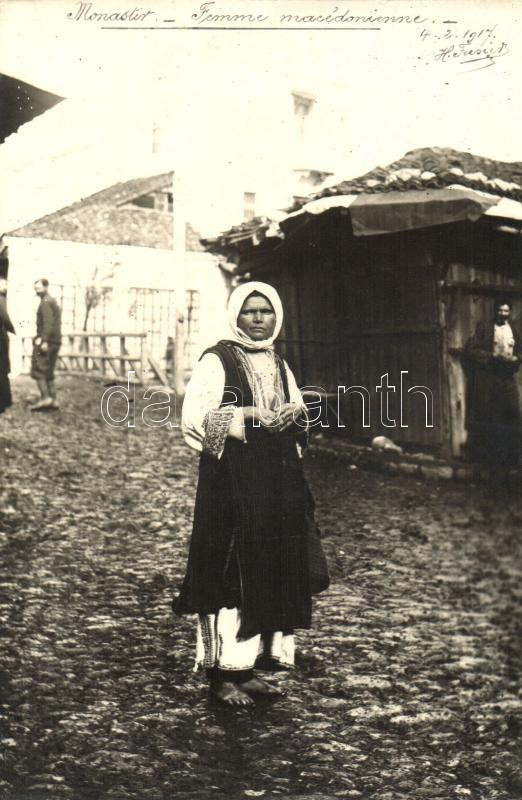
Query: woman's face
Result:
<box><xmin>237</xmin><ymin>293</ymin><xmax>276</xmax><ymax>341</ymax></box>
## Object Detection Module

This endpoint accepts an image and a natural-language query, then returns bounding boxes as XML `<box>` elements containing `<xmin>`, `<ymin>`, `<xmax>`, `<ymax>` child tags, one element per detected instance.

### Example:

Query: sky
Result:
<box><xmin>1</xmin><ymin>0</ymin><xmax>521</xmax><ymax>231</ymax></box>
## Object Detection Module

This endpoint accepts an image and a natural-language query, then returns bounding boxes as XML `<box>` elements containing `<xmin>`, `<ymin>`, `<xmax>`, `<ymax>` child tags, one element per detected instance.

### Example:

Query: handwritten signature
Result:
<box><xmin>434</xmin><ymin>41</ymin><xmax>509</xmax><ymax>69</ymax></box>
<box><xmin>420</xmin><ymin>24</ymin><xmax>509</xmax><ymax>71</ymax></box>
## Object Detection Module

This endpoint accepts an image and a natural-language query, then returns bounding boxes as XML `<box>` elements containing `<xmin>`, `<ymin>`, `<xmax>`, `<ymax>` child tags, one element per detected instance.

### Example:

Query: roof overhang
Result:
<box><xmin>281</xmin><ymin>185</ymin><xmax>522</xmax><ymax>237</ymax></box>
<box><xmin>205</xmin><ymin>185</ymin><xmax>522</xmax><ymax>262</ymax></box>
<box><xmin>0</xmin><ymin>73</ymin><xmax>63</xmax><ymax>143</ymax></box>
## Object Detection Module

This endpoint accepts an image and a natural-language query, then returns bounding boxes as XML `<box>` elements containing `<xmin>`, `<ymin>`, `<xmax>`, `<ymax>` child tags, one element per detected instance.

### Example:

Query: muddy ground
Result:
<box><xmin>0</xmin><ymin>376</ymin><xmax>521</xmax><ymax>800</ymax></box>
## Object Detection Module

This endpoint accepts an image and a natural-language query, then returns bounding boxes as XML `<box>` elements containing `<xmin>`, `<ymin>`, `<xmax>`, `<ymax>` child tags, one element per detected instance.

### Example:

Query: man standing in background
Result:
<box><xmin>31</xmin><ymin>279</ymin><xmax>62</xmax><ymax>411</ymax></box>
<box><xmin>0</xmin><ymin>247</ymin><xmax>14</xmax><ymax>415</ymax></box>
<box><xmin>465</xmin><ymin>298</ymin><xmax>521</xmax><ymax>467</ymax></box>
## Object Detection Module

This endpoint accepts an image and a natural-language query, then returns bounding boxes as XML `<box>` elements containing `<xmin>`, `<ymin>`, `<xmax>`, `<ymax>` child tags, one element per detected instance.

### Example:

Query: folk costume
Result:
<box><xmin>174</xmin><ymin>282</ymin><xmax>322</xmax><ymax>687</ymax></box>
<box><xmin>464</xmin><ymin>318</ymin><xmax>522</xmax><ymax>465</ymax></box>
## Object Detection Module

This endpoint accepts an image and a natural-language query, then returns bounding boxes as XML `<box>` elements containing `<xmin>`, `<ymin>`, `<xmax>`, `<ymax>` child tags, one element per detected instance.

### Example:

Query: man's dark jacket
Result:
<box><xmin>464</xmin><ymin>319</ymin><xmax>521</xmax><ymax>463</ymax></box>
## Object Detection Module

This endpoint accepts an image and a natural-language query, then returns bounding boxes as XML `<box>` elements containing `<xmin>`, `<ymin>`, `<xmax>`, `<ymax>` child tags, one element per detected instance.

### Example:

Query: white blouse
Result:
<box><xmin>493</xmin><ymin>322</ymin><xmax>515</xmax><ymax>358</ymax></box>
<box><xmin>182</xmin><ymin>350</ymin><xmax>306</xmax><ymax>458</ymax></box>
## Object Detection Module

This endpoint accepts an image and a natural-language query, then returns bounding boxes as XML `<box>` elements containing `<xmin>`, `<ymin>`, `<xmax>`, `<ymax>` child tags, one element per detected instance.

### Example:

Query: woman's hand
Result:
<box><xmin>494</xmin><ymin>354</ymin><xmax>519</xmax><ymax>364</ymax></box>
<box><xmin>243</xmin><ymin>406</ymin><xmax>279</xmax><ymax>429</ymax></box>
<box><xmin>275</xmin><ymin>403</ymin><xmax>299</xmax><ymax>432</ymax></box>
<box><xmin>243</xmin><ymin>404</ymin><xmax>299</xmax><ymax>432</ymax></box>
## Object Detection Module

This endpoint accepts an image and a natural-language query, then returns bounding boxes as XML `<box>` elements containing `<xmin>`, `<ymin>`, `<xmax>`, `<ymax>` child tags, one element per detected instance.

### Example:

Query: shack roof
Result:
<box><xmin>9</xmin><ymin>172</ymin><xmax>204</xmax><ymax>251</ymax></box>
<box><xmin>288</xmin><ymin>146</ymin><xmax>522</xmax><ymax>210</ymax></box>
<box><xmin>205</xmin><ymin>147</ymin><xmax>522</xmax><ymax>254</ymax></box>
<box><xmin>202</xmin><ymin>217</ymin><xmax>281</xmax><ymax>255</ymax></box>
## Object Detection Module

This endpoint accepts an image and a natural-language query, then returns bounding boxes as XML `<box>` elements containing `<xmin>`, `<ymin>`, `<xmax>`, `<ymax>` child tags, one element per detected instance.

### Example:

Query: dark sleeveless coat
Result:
<box><xmin>173</xmin><ymin>341</ymin><xmax>314</xmax><ymax>640</ymax></box>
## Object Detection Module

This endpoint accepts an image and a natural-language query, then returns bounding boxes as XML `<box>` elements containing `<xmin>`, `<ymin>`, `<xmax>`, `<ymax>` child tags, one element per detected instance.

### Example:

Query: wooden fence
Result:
<box><xmin>48</xmin><ymin>284</ymin><xmax>200</xmax><ymax>372</ymax></box>
<box><xmin>21</xmin><ymin>332</ymin><xmax>169</xmax><ymax>384</ymax></box>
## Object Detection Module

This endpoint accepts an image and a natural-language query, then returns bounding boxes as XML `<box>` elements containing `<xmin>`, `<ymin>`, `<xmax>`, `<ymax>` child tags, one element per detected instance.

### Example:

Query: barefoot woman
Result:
<box><xmin>173</xmin><ymin>281</ymin><xmax>326</xmax><ymax>706</ymax></box>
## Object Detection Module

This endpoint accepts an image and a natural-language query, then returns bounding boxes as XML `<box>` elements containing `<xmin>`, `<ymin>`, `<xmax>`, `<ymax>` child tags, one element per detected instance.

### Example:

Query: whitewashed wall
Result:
<box><xmin>4</xmin><ymin>236</ymin><xmax>229</xmax><ymax>377</ymax></box>
<box><xmin>1</xmin><ymin>80</ymin><xmax>343</xmax><ymax>238</ymax></box>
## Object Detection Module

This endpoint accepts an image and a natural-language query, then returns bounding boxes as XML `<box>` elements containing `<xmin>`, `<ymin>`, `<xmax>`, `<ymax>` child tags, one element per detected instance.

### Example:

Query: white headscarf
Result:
<box><xmin>226</xmin><ymin>281</ymin><xmax>284</xmax><ymax>351</ymax></box>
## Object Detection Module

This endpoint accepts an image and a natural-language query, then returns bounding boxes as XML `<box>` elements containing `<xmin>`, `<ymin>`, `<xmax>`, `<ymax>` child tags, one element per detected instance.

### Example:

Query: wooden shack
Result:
<box><xmin>206</xmin><ymin>148</ymin><xmax>522</xmax><ymax>458</ymax></box>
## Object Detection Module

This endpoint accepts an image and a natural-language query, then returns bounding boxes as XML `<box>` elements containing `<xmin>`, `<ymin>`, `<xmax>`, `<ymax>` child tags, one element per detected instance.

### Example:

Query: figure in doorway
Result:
<box><xmin>464</xmin><ymin>298</ymin><xmax>521</xmax><ymax>466</ymax></box>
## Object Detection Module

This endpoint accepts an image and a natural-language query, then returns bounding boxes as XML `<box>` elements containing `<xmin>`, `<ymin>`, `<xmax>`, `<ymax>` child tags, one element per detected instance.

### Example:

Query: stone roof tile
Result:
<box><xmin>9</xmin><ymin>172</ymin><xmax>205</xmax><ymax>252</ymax></box>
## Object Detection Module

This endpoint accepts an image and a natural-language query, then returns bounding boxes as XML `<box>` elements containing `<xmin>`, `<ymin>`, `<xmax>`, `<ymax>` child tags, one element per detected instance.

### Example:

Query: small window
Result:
<box><xmin>131</xmin><ymin>194</ymin><xmax>155</xmax><ymax>210</ymax></box>
<box><xmin>293</xmin><ymin>93</ymin><xmax>315</xmax><ymax>119</ymax></box>
<box><xmin>243</xmin><ymin>192</ymin><xmax>256</xmax><ymax>222</ymax></box>
<box><xmin>152</xmin><ymin>192</ymin><xmax>172</xmax><ymax>213</ymax></box>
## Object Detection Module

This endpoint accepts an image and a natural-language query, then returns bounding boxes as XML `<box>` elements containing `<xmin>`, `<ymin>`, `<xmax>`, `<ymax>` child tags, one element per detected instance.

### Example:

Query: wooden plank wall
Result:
<box><xmin>274</xmin><ymin>215</ymin><xmax>446</xmax><ymax>450</ymax></box>
<box><xmin>245</xmin><ymin>217</ymin><xmax>522</xmax><ymax>456</ymax></box>
<box><xmin>442</xmin><ymin>223</ymin><xmax>522</xmax><ymax>457</ymax></box>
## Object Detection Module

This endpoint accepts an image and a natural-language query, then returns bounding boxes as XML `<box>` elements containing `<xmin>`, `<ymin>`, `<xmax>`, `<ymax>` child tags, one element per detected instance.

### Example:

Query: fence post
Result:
<box><xmin>83</xmin><ymin>334</ymin><xmax>89</xmax><ymax>373</ymax></box>
<box><xmin>100</xmin><ymin>334</ymin><xmax>107</xmax><ymax>376</ymax></box>
<box><xmin>68</xmin><ymin>335</ymin><xmax>75</xmax><ymax>371</ymax></box>
<box><xmin>22</xmin><ymin>337</ymin><xmax>30</xmax><ymax>372</ymax></box>
<box><xmin>119</xmin><ymin>335</ymin><xmax>126</xmax><ymax>377</ymax></box>
<box><xmin>140</xmin><ymin>336</ymin><xmax>145</xmax><ymax>383</ymax></box>
<box><xmin>174</xmin><ymin>311</ymin><xmax>185</xmax><ymax>396</ymax></box>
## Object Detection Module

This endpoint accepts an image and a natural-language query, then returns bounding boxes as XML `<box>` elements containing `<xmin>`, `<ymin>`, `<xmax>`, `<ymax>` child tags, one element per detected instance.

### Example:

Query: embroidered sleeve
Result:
<box><xmin>183</xmin><ymin>353</ymin><xmax>248</xmax><ymax>457</ymax></box>
<box><xmin>202</xmin><ymin>406</ymin><xmax>237</xmax><ymax>459</ymax></box>
<box><xmin>182</xmin><ymin>353</ymin><xmax>226</xmax><ymax>453</ymax></box>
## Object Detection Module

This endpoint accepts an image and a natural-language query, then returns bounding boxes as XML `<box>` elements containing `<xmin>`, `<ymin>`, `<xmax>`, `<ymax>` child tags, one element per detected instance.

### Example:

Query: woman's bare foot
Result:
<box><xmin>210</xmin><ymin>681</ymin><xmax>254</xmax><ymax>707</ymax></box>
<box><xmin>240</xmin><ymin>676</ymin><xmax>285</xmax><ymax>697</ymax></box>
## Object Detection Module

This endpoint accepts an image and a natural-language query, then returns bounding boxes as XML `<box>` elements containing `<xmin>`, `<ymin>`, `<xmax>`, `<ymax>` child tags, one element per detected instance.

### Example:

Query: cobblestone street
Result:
<box><xmin>1</xmin><ymin>376</ymin><xmax>521</xmax><ymax>800</ymax></box>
